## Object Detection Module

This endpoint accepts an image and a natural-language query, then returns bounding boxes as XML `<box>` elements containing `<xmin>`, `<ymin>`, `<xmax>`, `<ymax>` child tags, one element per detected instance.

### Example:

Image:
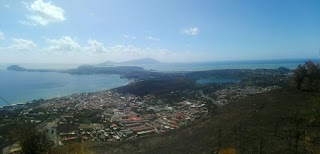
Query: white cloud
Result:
<box><xmin>23</xmin><ymin>0</ymin><xmax>65</xmax><ymax>26</ymax></box>
<box><xmin>0</xmin><ymin>32</ymin><xmax>5</xmax><ymax>40</ymax></box>
<box><xmin>99</xmin><ymin>45</ymin><xmax>191</xmax><ymax>62</ymax></box>
<box><xmin>108</xmin><ymin>45</ymin><xmax>144</xmax><ymax>57</ymax></box>
<box><xmin>182</xmin><ymin>27</ymin><xmax>199</xmax><ymax>36</ymax></box>
<box><xmin>46</xmin><ymin>36</ymin><xmax>81</xmax><ymax>52</ymax></box>
<box><xmin>97</xmin><ymin>45</ymin><xmax>208</xmax><ymax>62</ymax></box>
<box><xmin>26</xmin><ymin>15</ymin><xmax>49</xmax><ymax>26</ymax></box>
<box><xmin>0</xmin><ymin>35</ymin><xmax>211</xmax><ymax>63</ymax></box>
<box><xmin>19</xmin><ymin>20</ymin><xmax>36</xmax><ymax>26</ymax></box>
<box><xmin>9</xmin><ymin>38</ymin><xmax>37</xmax><ymax>51</ymax></box>
<box><xmin>42</xmin><ymin>37</ymin><xmax>170</xmax><ymax>61</ymax></box>
<box><xmin>83</xmin><ymin>39</ymin><xmax>106</xmax><ymax>53</ymax></box>
<box><xmin>4</xmin><ymin>4</ymin><xmax>10</xmax><ymax>8</ymax></box>
<box><xmin>123</xmin><ymin>34</ymin><xmax>136</xmax><ymax>40</ymax></box>
<box><xmin>145</xmin><ymin>36</ymin><xmax>160</xmax><ymax>41</ymax></box>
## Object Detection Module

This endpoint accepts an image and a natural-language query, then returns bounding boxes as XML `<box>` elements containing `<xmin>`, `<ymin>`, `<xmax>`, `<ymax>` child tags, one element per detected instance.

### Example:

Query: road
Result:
<box><xmin>42</xmin><ymin>119</ymin><xmax>59</xmax><ymax>147</ymax></box>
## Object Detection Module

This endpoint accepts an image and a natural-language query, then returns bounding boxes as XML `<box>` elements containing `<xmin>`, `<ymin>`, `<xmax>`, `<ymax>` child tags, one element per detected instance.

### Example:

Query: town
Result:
<box><xmin>1</xmin><ymin>81</ymin><xmax>282</xmax><ymax>154</ymax></box>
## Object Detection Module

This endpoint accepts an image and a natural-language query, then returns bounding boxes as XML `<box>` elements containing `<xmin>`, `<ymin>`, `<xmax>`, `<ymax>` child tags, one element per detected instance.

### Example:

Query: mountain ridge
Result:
<box><xmin>98</xmin><ymin>58</ymin><xmax>161</xmax><ymax>66</ymax></box>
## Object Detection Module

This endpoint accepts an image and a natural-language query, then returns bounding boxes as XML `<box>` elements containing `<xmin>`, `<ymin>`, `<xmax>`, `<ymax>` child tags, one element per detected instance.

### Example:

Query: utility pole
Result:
<box><xmin>318</xmin><ymin>48</ymin><xmax>320</xmax><ymax>64</ymax></box>
<box><xmin>0</xmin><ymin>96</ymin><xmax>11</xmax><ymax>106</ymax></box>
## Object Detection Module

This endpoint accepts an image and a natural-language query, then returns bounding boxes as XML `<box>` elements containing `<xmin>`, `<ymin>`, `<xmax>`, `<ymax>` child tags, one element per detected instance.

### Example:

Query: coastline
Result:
<box><xmin>1</xmin><ymin>85</ymin><xmax>126</xmax><ymax>108</ymax></box>
<box><xmin>0</xmin><ymin>59</ymin><xmax>301</xmax><ymax>107</ymax></box>
<box><xmin>0</xmin><ymin>71</ymin><xmax>130</xmax><ymax>107</ymax></box>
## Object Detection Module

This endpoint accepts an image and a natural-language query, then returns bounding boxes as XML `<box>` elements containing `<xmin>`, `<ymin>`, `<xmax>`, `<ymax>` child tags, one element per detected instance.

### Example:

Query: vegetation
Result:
<box><xmin>74</xmin><ymin>109</ymin><xmax>103</xmax><ymax>124</ymax></box>
<box><xmin>293</xmin><ymin>60</ymin><xmax>320</xmax><ymax>91</ymax></box>
<box><xmin>50</xmin><ymin>143</ymin><xmax>94</xmax><ymax>154</ymax></box>
<box><xmin>301</xmin><ymin>94</ymin><xmax>320</xmax><ymax>153</ymax></box>
<box><xmin>79</xmin><ymin>87</ymin><xmax>320</xmax><ymax>153</ymax></box>
<box><xmin>12</xmin><ymin>121</ymin><xmax>53</xmax><ymax>154</ymax></box>
<box><xmin>0</xmin><ymin>109</ymin><xmax>22</xmax><ymax>149</ymax></box>
<box><xmin>115</xmin><ymin>78</ymin><xmax>196</xmax><ymax>96</ymax></box>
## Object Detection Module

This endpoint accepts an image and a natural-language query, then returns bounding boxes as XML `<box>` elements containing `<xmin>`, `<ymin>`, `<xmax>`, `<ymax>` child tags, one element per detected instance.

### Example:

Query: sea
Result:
<box><xmin>0</xmin><ymin>65</ymin><xmax>130</xmax><ymax>106</ymax></box>
<box><xmin>141</xmin><ymin>59</ymin><xmax>320</xmax><ymax>72</ymax></box>
<box><xmin>0</xmin><ymin>59</ymin><xmax>319</xmax><ymax>106</ymax></box>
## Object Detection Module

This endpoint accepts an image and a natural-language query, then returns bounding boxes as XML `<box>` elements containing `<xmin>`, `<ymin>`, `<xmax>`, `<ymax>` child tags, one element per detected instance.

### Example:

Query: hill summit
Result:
<box><xmin>7</xmin><ymin>65</ymin><xmax>28</xmax><ymax>71</ymax></box>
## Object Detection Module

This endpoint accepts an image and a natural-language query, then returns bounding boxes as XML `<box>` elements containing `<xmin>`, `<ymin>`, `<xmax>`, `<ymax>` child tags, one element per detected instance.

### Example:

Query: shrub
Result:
<box><xmin>13</xmin><ymin>121</ymin><xmax>53</xmax><ymax>154</ymax></box>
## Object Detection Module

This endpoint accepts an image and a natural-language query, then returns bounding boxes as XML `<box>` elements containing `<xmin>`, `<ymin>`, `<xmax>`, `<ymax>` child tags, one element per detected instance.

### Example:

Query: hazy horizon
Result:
<box><xmin>0</xmin><ymin>58</ymin><xmax>319</xmax><ymax>66</ymax></box>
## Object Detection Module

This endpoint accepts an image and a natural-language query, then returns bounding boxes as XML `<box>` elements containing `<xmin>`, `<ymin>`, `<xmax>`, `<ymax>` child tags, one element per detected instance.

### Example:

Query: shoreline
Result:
<box><xmin>1</xmin><ymin>88</ymin><xmax>121</xmax><ymax>108</ymax></box>
<box><xmin>0</xmin><ymin>73</ymin><xmax>132</xmax><ymax>108</ymax></box>
<box><xmin>1</xmin><ymin>64</ymin><xmax>294</xmax><ymax>107</ymax></box>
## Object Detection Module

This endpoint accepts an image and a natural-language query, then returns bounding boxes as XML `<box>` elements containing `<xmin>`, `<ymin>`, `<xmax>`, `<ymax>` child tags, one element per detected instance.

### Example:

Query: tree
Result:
<box><xmin>12</xmin><ymin>120</ymin><xmax>53</xmax><ymax>154</ymax></box>
<box><xmin>293</xmin><ymin>61</ymin><xmax>320</xmax><ymax>91</ymax></box>
<box><xmin>294</xmin><ymin>64</ymin><xmax>307</xmax><ymax>90</ymax></box>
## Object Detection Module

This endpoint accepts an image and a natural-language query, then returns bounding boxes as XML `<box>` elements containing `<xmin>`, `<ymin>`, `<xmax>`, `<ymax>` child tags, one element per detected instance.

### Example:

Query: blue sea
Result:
<box><xmin>0</xmin><ymin>70</ymin><xmax>129</xmax><ymax>106</ymax></box>
<box><xmin>141</xmin><ymin>59</ymin><xmax>320</xmax><ymax>72</ymax></box>
<box><xmin>0</xmin><ymin>59</ymin><xmax>318</xmax><ymax>106</ymax></box>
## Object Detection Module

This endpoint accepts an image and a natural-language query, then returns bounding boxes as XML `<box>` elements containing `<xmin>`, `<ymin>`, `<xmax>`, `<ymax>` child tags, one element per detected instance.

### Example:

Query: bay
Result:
<box><xmin>0</xmin><ymin>59</ymin><xmax>318</xmax><ymax>106</ymax></box>
<box><xmin>140</xmin><ymin>59</ymin><xmax>320</xmax><ymax>72</ymax></box>
<box><xmin>0</xmin><ymin>70</ymin><xmax>129</xmax><ymax>106</ymax></box>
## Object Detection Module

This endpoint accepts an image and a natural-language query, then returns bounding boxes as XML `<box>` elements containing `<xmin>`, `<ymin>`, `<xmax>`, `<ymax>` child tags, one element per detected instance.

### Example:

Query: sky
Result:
<box><xmin>0</xmin><ymin>0</ymin><xmax>320</xmax><ymax>64</ymax></box>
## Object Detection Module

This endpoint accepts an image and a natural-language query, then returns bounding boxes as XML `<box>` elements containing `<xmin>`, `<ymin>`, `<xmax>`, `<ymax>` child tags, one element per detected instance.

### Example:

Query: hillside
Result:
<box><xmin>74</xmin><ymin>88</ymin><xmax>319</xmax><ymax>153</ymax></box>
<box><xmin>114</xmin><ymin>78</ymin><xmax>195</xmax><ymax>96</ymax></box>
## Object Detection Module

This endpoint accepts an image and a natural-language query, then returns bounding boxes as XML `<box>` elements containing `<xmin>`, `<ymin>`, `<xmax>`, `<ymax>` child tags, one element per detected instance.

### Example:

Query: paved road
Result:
<box><xmin>199</xmin><ymin>90</ymin><xmax>223</xmax><ymax>107</ymax></box>
<box><xmin>42</xmin><ymin>120</ymin><xmax>59</xmax><ymax>147</ymax></box>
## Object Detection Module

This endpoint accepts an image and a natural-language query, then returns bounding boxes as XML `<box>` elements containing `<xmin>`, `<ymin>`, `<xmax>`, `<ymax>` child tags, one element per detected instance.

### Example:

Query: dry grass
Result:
<box><xmin>218</xmin><ymin>147</ymin><xmax>236</xmax><ymax>154</ymax></box>
<box><xmin>51</xmin><ymin>143</ymin><xmax>95</xmax><ymax>154</ymax></box>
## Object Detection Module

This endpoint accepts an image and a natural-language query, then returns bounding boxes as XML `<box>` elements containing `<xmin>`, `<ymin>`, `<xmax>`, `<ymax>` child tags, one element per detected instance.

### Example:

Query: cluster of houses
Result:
<box><xmin>55</xmin><ymin>99</ymin><xmax>208</xmax><ymax>145</ymax></box>
<box><xmin>16</xmin><ymin>90</ymin><xmax>207</xmax><ymax>145</ymax></box>
<box><xmin>214</xmin><ymin>85</ymin><xmax>280</xmax><ymax>104</ymax></box>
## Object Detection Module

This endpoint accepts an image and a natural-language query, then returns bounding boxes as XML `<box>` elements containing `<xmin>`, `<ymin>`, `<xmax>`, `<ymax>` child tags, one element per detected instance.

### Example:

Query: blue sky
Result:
<box><xmin>0</xmin><ymin>0</ymin><xmax>320</xmax><ymax>64</ymax></box>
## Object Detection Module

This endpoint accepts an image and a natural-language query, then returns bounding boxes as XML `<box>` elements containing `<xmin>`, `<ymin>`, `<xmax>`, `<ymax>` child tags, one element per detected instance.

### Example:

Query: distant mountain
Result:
<box><xmin>98</xmin><ymin>60</ymin><xmax>116</xmax><ymax>66</ymax></box>
<box><xmin>120</xmin><ymin>58</ymin><xmax>161</xmax><ymax>65</ymax></box>
<box><xmin>7</xmin><ymin>64</ymin><xmax>145</xmax><ymax>75</ymax></box>
<box><xmin>98</xmin><ymin>58</ymin><xmax>161</xmax><ymax>66</ymax></box>
<box><xmin>7</xmin><ymin>65</ymin><xmax>28</xmax><ymax>71</ymax></box>
<box><xmin>72</xmin><ymin>65</ymin><xmax>145</xmax><ymax>74</ymax></box>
